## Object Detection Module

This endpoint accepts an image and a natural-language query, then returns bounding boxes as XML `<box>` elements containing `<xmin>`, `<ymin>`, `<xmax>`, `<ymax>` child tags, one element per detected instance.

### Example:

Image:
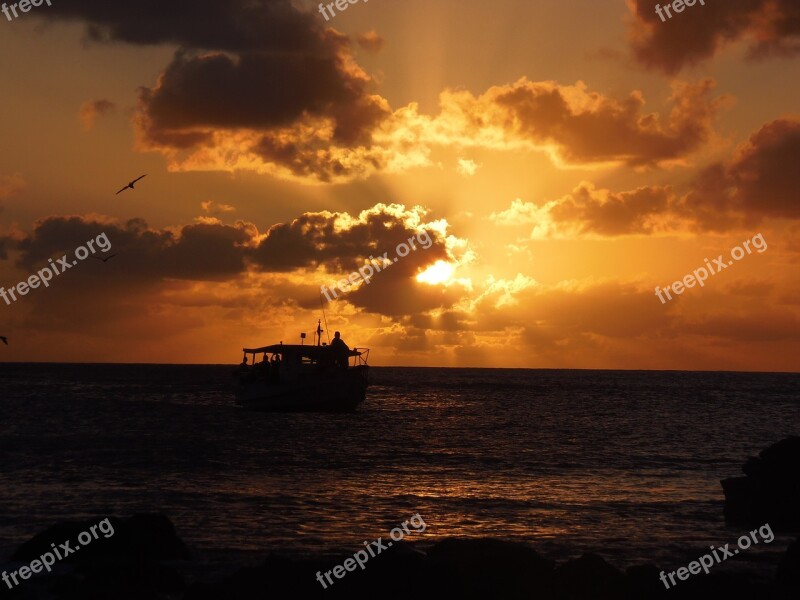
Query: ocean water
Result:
<box><xmin>0</xmin><ymin>364</ymin><xmax>798</xmax><ymax>573</ymax></box>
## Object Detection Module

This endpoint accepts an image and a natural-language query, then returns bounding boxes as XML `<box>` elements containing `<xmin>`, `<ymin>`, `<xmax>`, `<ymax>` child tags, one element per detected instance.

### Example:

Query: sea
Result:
<box><xmin>1</xmin><ymin>364</ymin><xmax>798</xmax><ymax>576</ymax></box>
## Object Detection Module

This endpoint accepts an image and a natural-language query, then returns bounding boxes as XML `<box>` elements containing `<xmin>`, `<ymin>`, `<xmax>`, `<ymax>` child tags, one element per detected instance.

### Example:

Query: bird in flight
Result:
<box><xmin>92</xmin><ymin>254</ymin><xmax>117</xmax><ymax>263</ymax></box>
<box><xmin>116</xmin><ymin>174</ymin><xmax>147</xmax><ymax>195</ymax></box>
<box><xmin>0</xmin><ymin>336</ymin><xmax>8</xmax><ymax>346</ymax></box>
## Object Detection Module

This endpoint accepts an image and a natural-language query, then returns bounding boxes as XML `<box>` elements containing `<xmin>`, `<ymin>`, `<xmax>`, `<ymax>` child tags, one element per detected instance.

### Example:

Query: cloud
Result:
<box><xmin>0</xmin><ymin>203</ymin><xmax>475</xmax><ymax>344</ymax></box>
<box><xmin>548</xmin><ymin>183</ymin><xmax>673</xmax><ymax>235</ymax></box>
<box><xmin>45</xmin><ymin>0</ymin><xmax>321</xmax><ymax>53</ymax></box>
<box><xmin>491</xmin><ymin>183</ymin><xmax>677</xmax><ymax>237</ymax></box>
<box><xmin>495</xmin><ymin>117</ymin><xmax>800</xmax><ymax>237</ymax></box>
<box><xmin>250</xmin><ymin>203</ymin><xmax>460</xmax><ymax>316</ymax></box>
<box><xmin>4</xmin><ymin>203</ymin><xmax>458</xmax><ymax>288</ymax></box>
<box><xmin>79</xmin><ymin>99</ymin><xmax>116</xmax><ymax>130</ymax></box>
<box><xmin>675</xmin><ymin>117</ymin><xmax>800</xmax><ymax>229</ymax></box>
<box><xmin>142</xmin><ymin>76</ymin><xmax>727</xmax><ymax>182</ymax></box>
<box><xmin>201</xmin><ymin>200</ymin><xmax>236</xmax><ymax>215</ymax></box>
<box><xmin>11</xmin><ymin>216</ymin><xmax>255</xmax><ymax>284</ymax></box>
<box><xmin>39</xmin><ymin>0</ymin><xmax>391</xmax><ymax>183</ymax></box>
<box><xmin>627</xmin><ymin>0</ymin><xmax>800</xmax><ymax>74</ymax></box>
<box><xmin>356</xmin><ymin>30</ymin><xmax>385</xmax><ymax>53</ymax></box>
<box><xmin>490</xmin><ymin>199</ymin><xmax>547</xmax><ymax>226</ymax></box>
<box><xmin>31</xmin><ymin>1</ymin><xmax>733</xmax><ymax>183</ymax></box>
<box><xmin>456</xmin><ymin>158</ymin><xmax>479</xmax><ymax>177</ymax></box>
<box><xmin>137</xmin><ymin>42</ymin><xmax>387</xmax><ymax>144</ymax></box>
<box><xmin>433</xmin><ymin>78</ymin><xmax>727</xmax><ymax>167</ymax></box>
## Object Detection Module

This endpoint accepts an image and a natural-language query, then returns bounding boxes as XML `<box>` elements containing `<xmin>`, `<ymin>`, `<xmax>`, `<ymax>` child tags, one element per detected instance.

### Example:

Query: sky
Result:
<box><xmin>0</xmin><ymin>0</ymin><xmax>799</xmax><ymax>369</ymax></box>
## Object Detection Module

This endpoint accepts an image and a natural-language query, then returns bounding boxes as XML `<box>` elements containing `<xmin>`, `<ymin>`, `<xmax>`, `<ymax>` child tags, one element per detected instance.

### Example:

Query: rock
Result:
<box><xmin>56</xmin><ymin>562</ymin><xmax>185</xmax><ymax>600</ymax></box>
<box><xmin>721</xmin><ymin>437</ymin><xmax>800</xmax><ymax>530</ymax></box>
<box><xmin>11</xmin><ymin>514</ymin><xmax>190</xmax><ymax>563</ymax></box>
<box><xmin>777</xmin><ymin>537</ymin><xmax>800</xmax><ymax>591</ymax></box>
<box><xmin>623</xmin><ymin>564</ymin><xmax>669</xmax><ymax>600</ymax></box>
<box><xmin>122</xmin><ymin>514</ymin><xmax>191</xmax><ymax>561</ymax></box>
<box><xmin>554</xmin><ymin>552</ymin><xmax>624</xmax><ymax>599</ymax></box>
<box><xmin>427</xmin><ymin>538</ymin><xmax>556</xmax><ymax>599</ymax></box>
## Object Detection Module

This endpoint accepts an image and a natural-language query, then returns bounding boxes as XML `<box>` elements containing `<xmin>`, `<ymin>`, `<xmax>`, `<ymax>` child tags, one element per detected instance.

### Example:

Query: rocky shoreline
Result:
<box><xmin>3</xmin><ymin>438</ymin><xmax>799</xmax><ymax>599</ymax></box>
<box><xmin>1</xmin><ymin>514</ymin><xmax>797</xmax><ymax>600</ymax></box>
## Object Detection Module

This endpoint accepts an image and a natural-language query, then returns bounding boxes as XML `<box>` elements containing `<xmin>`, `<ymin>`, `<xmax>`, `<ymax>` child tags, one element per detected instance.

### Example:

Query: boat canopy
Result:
<box><xmin>242</xmin><ymin>344</ymin><xmax>362</xmax><ymax>358</ymax></box>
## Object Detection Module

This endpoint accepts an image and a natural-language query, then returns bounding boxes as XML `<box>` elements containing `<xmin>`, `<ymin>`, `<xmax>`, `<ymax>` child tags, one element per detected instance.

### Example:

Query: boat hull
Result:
<box><xmin>235</xmin><ymin>365</ymin><xmax>369</xmax><ymax>412</ymax></box>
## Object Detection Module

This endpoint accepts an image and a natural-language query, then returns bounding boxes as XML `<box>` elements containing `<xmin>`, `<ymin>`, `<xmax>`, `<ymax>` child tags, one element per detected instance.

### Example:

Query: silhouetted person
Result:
<box><xmin>270</xmin><ymin>354</ymin><xmax>282</xmax><ymax>382</ymax></box>
<box><xmin>236</xmin><ymin>355</ymin><xmax>249</xmax><ymax>376</ymax></box>
<box><xmin>329</xmin><ymin>331</ymin><xmax>350</xmax><ymax>369</ymax></box>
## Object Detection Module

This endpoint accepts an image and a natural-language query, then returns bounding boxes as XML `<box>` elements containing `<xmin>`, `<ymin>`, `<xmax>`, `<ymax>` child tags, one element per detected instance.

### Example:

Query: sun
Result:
<box><xmin>416</xmin><ymin>260</ymin><xmax>454</xmax><ymax>285</ymax></box>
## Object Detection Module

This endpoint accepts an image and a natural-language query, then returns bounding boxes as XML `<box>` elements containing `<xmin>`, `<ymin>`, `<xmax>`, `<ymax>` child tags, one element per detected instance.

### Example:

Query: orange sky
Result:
<box><xmin>1</xmin><ymin>0</ymin><xmax>799</xmax><ymax>370</ymax></box>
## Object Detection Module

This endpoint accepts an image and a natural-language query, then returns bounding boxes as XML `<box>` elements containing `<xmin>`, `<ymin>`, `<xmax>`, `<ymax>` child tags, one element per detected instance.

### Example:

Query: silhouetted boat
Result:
<box><xmin>234</xmin><ymin>323</ymin><xmax>369</xmax><ymax>412</ymax></box>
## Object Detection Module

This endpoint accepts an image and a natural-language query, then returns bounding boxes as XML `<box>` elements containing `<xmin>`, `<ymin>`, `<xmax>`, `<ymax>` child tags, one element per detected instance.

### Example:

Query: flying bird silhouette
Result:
<box><xmin>92</xmin><ymin>253</ymin><xmax>117</xmax><ymax>263</ymax></box>
<box><xmin>116</xmin><ymin>174</ymin><xmax>147</xmax><ymax>195</ymax></box>
<box><xmin>0</xmin><ymin>336</ymin><xmax>7</xmax><ymax>346</ymax></box>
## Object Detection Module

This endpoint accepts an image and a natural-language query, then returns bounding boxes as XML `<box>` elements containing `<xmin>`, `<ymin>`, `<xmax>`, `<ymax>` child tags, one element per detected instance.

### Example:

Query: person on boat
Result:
<box><xmin>330</xmin><ymin>331</ymin><xmax>351</xmax><ymax>369</ymax></box>
<box><xmin>238</xmin><ymin>356</ymin><xmax>249</xmax><ymax>372</ymax></box>
<box><xmin>270</xmin><ymin>353</ymin><xmax>282</xmax><ymax>381</ymax></box>
<box><xmin>257</xmin><ymin>353</ymin><xmax>269</xmax><ymax>375</ymax></box>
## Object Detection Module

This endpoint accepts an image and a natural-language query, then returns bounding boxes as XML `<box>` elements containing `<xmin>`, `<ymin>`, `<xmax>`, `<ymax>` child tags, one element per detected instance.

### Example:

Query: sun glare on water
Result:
<box><xmin>416</xmin><ymin>260</ymin><xmax>454</xmax><ymax>285</ymax></box>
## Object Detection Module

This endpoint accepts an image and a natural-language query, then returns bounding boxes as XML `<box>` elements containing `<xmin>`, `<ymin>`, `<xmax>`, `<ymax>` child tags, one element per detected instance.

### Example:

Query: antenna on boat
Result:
<box><xmin>318</xmin><ymin>291</ymin><xmax>331</xmax><ymax>345</ymax></box>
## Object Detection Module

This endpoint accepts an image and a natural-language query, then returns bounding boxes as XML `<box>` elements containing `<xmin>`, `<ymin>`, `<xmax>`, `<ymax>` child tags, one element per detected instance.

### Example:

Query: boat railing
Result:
<box><xmin>351</xmin><ymin>348</ymin><xmax>369</xmax><ymax>367</ymax></box>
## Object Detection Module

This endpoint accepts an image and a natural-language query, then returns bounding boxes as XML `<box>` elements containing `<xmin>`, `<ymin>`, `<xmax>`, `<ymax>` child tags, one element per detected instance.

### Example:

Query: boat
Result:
<box><xmin>233</xmin><ymin>322</ymin><xmax>370</xmax><ymax>412</ymax></box>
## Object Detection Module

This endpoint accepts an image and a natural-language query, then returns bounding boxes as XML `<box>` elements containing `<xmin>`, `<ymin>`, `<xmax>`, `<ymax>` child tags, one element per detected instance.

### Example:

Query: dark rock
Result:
<box><xmin>427</xmin><ymin>538</ymin><xmax>556</xmax><ymax>599</ymax></box>
<box><xmin>668</xmin><ymin>573</ymin><xmax>769</xmax><ymax>600</ymax></box>
<box><xmin>122</xmin><ymin>514</ymin><xmax>191</xmax><ymax>561</ymax></box>
<box><xmin>623</xmin><ymin>564</ymin><xmax>669</xmax><ymax>600</ymax></box>
<box><xmin>11</xmin><ymin>514</ymin><xmax>190</xmax><ymax>563</ymax></box>
<box><xmin>777</xmin><ymin>537</ymin><xmax>800</xmax><ymax>590</ymax></box>
<box><xmin>57</xmin><ymin>562</ymin><xmax>185</xmax><ymax>600</ymax></box>
<box><xmin>554</xmin><ymin>552</ymin><xmax>624</xmax><ymax>599</ymax></box>
<box><xmin>721</xmin><ymin>437</ymin><xmax>800</xmax><ymax>530</ymax></box>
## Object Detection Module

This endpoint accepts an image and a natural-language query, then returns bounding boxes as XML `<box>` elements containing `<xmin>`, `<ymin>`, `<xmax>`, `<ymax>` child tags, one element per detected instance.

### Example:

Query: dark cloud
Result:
<box><xmin>628</xmin><ymin>0</ymin><xmax>800</xmax><ymax>74</ymax></box>
<box><xmin>676</xmin><ymin>118</ymin><xmax>800</xmax><ymax>228</ymax></box>
<box><xmin>729</xmin><ymin>118</ymin><xmax>800</xmax><ymax>218</ymax></box>
<box><xmin>3</xmin><ymin>204</ymin><xmax>458</xmax><ymax>320</ymax></box>
<box><xmin>13</xmin><ymin>216</ymin><xmax>253</xmax><ymax>284</ymax></box>
<box><xmin>41</xmin><ymin>0</ymin><xmax>390</xmax><ymax>181</ymax></box>
<box><xmin>46</xmin><ymin>0</ymin><xmax>319</xmax><ymax>53</ymax></box>
<box><xmin>139</xmin><ymin>44</ymin><xmax>385</xmax><ymax>141</ymax></box>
